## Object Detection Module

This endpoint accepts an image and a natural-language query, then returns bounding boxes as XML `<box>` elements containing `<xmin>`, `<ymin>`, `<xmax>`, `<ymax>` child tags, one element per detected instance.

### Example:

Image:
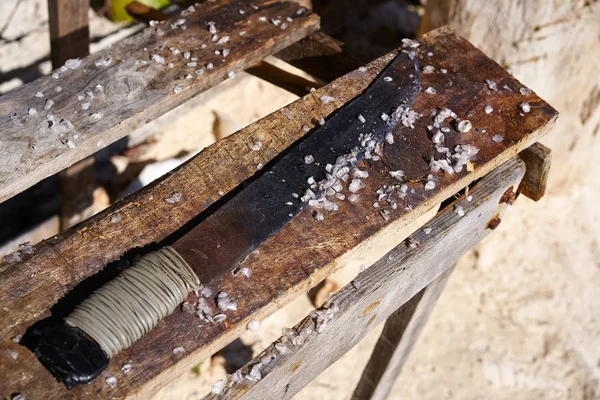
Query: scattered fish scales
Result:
<box><xmin>105</xmin><ymin>376</ymin><xmax>117</xmax><ymax>389</ymax></box>
<box><xmin>64</xmin><ymin>58</ymin><xmax>82</xmax><ymax>69</ymax></box>
<box><xmin>486</xmin><ymin>79</ymin><xmax>498</xmax><ymax>91</ymax></box>
<box><xmin>457</xmin><ymin>120</ymin><xmax>472</xmax><ymax>132</ymax></box>
<box><xmin>217</xmin><ymin>292</ymin><xmax>237</xmax><ymax>311</ymax></box>
<box><xmin>519</xmin><ymin>102</ymin><xmax>531</xmax><ymax>113</ymax></box>
<box><xmin>164</xmin><ymin>193</ymin><xmax>183</xmax><ymax>204</ymax></box>
<box><xmin>320</xmin><ymin>95</ymin><xmax>335</xmax><ymax>104</ymax></box>
<box><xmin>519</xmin><ymin>87</ymin><xmax>532</xmax><ymax>96</ymax></box>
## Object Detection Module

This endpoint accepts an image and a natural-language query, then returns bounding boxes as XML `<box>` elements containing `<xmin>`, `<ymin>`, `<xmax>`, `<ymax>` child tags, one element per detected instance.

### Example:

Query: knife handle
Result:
<box><xmin>32</xmin><ymin>246</ymin><xmax>199</xmax><ymax>388</ymax></box>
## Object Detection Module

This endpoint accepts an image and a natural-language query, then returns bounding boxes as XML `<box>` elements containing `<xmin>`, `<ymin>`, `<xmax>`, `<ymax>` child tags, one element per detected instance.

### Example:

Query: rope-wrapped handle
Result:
<box><xmin>66</xmin><ymin>246</ymin><xmax>200</xmax><ymax>357</ymax></box>
<box><xmin>33</xmin><ymin>246</ymin><xmax>199</xmax><ymax>388</ymax></box>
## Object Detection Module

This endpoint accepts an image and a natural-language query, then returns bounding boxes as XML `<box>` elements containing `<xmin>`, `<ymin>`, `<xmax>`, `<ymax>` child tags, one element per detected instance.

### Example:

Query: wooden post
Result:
<box><xmin>48</xmin><ymin>0</ymin><xmax>94</xmax><ymax>229</ymax></box>
<box><xmin>352</xmin><ymin>266</ymin><xmax>455</xmax><ymax>400</ymax></box>
<box><xmin>48</xmin><ymin>0</ymin><xmax>89</xmax><ymax>68</ymax></box>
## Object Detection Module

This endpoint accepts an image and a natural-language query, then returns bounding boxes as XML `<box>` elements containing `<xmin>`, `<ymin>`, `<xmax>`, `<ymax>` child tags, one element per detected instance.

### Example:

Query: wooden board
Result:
<box><xmin>0</xmin><ymin>0</ymin><xmax>319</xmax><ymax>202</ymax></box>
<box><xmin>351</xmin><ymin>267</ymin><xmax>455</xmax><ymax>400</ymax></box>
<box><xmin>0</xmin><ymin>27</ymin><xmax>557</xmax><ymax>399</ymax></box>
<box><xmin>202</xmin><ymin>157</ymin><xmax>526</xmax><ymax>399</ymax></box>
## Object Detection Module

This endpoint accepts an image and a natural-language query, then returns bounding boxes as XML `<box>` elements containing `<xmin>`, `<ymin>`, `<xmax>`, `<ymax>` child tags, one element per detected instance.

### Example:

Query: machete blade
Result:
<box><xmin>174</xmin><ymin>50</ymin><xmax>420</xmax><ymax>284</ymax></box>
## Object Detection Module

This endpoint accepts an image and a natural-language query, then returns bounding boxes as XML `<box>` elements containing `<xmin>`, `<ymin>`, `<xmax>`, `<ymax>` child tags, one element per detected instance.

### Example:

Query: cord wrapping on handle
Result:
<box><xmin>66</xmin><ymin>246</ymin><xmax>199</xmax><ymax>357</ymax></box>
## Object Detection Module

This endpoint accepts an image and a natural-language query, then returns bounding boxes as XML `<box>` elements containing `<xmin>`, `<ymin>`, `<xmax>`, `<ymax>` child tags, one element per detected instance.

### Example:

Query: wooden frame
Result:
<box><xmin>0</xmin><ymin>1</ymin><xmax>557</xmax><ymax>399</ymax></box>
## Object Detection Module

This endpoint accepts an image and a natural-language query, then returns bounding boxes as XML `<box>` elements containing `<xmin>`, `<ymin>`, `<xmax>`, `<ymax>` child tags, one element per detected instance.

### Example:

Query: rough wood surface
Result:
<box><xmin>352</xmin><ymin>267</ymin><xmax>455</xmax><ymax>400</ymax></box>
<box><xmin>518</xmin><ymin>142</ymin><xmax>552</xmax><ymax>201</ymax></box>
<box><xmin>48</xmin><ymin>0</ymin><xmax>90</xmax><ymax>68</ymax></box>
<box><xmin>0</xmin><ymin>0</ymin><xmax>319</xmax><ymax>203</ymax></box>
<box><xmin>202</xmin><ymin>157</ymin><xmax>526</xmax><ymax>400</ymax></box>
<box><xmin>0</xmin><ymin>27</ymin><xmax>556</xmax><ymax>399</ymax></box>
<box><xmin>124</xmin><ymin>0</ymin><xmax>320</xmax><ymax>98</ymax></box>
<box><xmin>420</xmin><ymin>0</ymin><xmax>600</xmax><ymax>193</ymax></box>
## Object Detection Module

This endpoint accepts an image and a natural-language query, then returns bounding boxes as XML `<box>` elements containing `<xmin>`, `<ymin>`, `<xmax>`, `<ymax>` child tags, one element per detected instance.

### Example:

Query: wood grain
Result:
<box><xmin>0</xmin><ymin>0</ymin><xmax>319</xmax><ymax>202</ymax></box>
<box><xmin>202</xmin><ymin>157</ymin><xmax>526</xmax><ymax>399</ymax></box>
<box><xmin>518</xmin><ymin>142</ymin><xmax>552</xmax><ymax>201</ymax></box>
<box><xmin>351</xmin><ymin>267</ymin><xmax>455</xmax><ymax>400</ymax></box>
<box><xmin>0</xmin><ymin>27</ymin><xmax>557</xmax><ymax>399</ymax></box>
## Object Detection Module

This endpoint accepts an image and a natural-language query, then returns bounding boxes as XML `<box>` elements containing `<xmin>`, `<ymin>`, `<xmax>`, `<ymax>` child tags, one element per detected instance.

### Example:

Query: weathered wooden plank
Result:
<box><xmin>351</xmin><ymin>267</ymin><xmax>455</xmax><ymax>400</ymax></box>
<box><xmin>518</xmin><ymin>142</ymin><xmax>552</xmax><ymax>201</ymax></box>
<box><xmin>48</xmin><ymin>0</ymin><xmax>90</xmax><ymax>69</ymax></box>
<box><xmin>124</xmin><ymin>2</ymin><xmax>320</xmax><ymax>99</ymax></box>
<box><xmin>202</xmin><ymin>156</ymin><xmax>527</xmax><ymax>399</ymax></box>
<box><xmin>0</xmin><ymin>0</ymin><xmax>319</xmax><ymax>202</ymax></box>
<box><xmin>0</xmin><ymin>27</ymin><xmax>557</xmax><ymax>399</ymax></box>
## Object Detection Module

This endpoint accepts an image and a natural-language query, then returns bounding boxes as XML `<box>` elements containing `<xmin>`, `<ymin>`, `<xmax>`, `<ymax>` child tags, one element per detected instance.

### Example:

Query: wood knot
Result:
<box><xmin>106</xmin><ymin>75</ymin><xmax>146</xmax><ymax>100</ymax></box>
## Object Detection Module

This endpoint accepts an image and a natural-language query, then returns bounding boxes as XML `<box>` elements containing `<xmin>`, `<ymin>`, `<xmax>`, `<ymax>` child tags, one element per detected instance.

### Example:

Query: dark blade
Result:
<box><xmin>174</xmin><ymin>51</ymin><xmax>420</xmax><ymax>283</ymax></box>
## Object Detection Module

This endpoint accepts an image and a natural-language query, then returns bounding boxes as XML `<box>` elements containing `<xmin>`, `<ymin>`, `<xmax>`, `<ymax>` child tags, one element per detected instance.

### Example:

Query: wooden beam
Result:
<box><xmin>274</xmin><ymin>31</ymin><xmax>365</xmax><ymax>82</ymax></box>
<box><xmin>351</xmin><ymin>266</ymin><xmax>455</xmax><ymax>400</ymax></box>
<box><xmin>518</xmin><ymin>142</ymin><xmax>552</xmax><ymax>201</ymax></box>
<box><xmin>246</xmin><ymin>60</ymin><xmax>319</xmax><ymax>96</ymax></box>
<box><xmin>202</xmin><ymin>156</ymin><xmax>527</xmax><ymax>399</ymax></box>
<box><xmin>0</xmin><ymin>27</ymin><xmax>557</xmax><ymax>399</ymax></box>
<box><xmin>48</xmin><ymin>0</ymin><xmax>90</xmax><ymax>69</ymax></box>
<box><xmin>0</xmin><ymin>0</ymin><xmax>320</xmax><ymax>202</ymax></box>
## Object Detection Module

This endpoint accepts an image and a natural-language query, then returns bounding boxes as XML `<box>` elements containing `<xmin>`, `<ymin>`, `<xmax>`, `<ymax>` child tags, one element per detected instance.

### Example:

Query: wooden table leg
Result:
<box><xmin>352</xmin><ymin>266</ymin><xmax>456</xmax><ymax>400</ymax></box>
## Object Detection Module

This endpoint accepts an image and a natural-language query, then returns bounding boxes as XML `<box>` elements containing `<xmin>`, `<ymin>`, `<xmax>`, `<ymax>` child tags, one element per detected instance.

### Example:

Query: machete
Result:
<box><xmin>31</xmin><ymin>49</ymin><xmax>420</xmax><ymax>387</ymax></box>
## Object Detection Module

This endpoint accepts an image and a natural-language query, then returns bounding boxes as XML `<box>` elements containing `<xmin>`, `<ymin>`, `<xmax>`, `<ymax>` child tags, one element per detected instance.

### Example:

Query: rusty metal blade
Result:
<box><xmin>173</xmin><ymin>51</ymin><xmax>420</xmax><ymax>284</ymax></box>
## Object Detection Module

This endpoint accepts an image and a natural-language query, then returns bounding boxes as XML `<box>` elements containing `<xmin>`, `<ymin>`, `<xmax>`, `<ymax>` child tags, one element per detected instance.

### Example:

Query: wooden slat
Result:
<box><xmin>351</xmin><ymin>267</ymin><xmax>455</xmax><ymax>400</ymax></box>
<box><xmin>48</xmin><ymin>0</ymin><xmax>90</xmax><ymax>68</ymax></box>
<box><xmin>0</xmin><ymin>0</ymin><xmax>319</xmax><ymax>202</ymax></box>
<box><xmin>518</xmin><ymin>142</ymin><xmax>552</xmax><ymax>201</ymax></box>
<box><xmin>0</xmin><ymin>27</ymin><xmax>557</xmax><ymax>399</ymax></box>
<box><xmin>246</xmin><ymin>60</ymin><xmax>319</xmax><ymax>96</ymax></box>
<box><xmin>203</xmin><ymin>156</ymin><xmax>527</xmax><ymax>399</ymax></box>
<box><xmin>124</xmin><ymin>2</ymin><xmax>321</xmax><ymax>99</ymax></box>
<box><xmin>274</xmin><ymin>31</ymin><xmax>365</xmax><ymax>82</ymax></box>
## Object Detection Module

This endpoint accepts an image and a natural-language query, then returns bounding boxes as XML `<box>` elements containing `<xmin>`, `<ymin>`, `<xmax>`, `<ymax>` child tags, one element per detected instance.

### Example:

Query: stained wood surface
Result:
<box><xmin>518</xmin><ymin>142</ymin><xmax>552</xmax><ymax>201</ymax></box>
<box><xmin>0</xmin><ymin>0</ymin><xmax>319</xmax><ymax>203</ymax></box>
<box><xmin>0</xmin><ymin>27</ymin><xmax>557</xmax><ymax>399</ymax></box>
<box><xmin>202</xmin><ymin>157</ymin><xmax>527</xmax><ymax>399</ymax></box>
<box><xmin>351</xmin><ymin>267</ymin><xmax>455</xmax><ymax>400</ymax></box>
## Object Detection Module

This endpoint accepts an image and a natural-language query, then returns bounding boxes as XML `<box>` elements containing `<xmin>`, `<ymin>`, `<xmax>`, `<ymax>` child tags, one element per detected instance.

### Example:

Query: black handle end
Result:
<box><xmin>32</xmin><ymin>322</ymin><xmax>109</xmax><ymax>389</ymax></box>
